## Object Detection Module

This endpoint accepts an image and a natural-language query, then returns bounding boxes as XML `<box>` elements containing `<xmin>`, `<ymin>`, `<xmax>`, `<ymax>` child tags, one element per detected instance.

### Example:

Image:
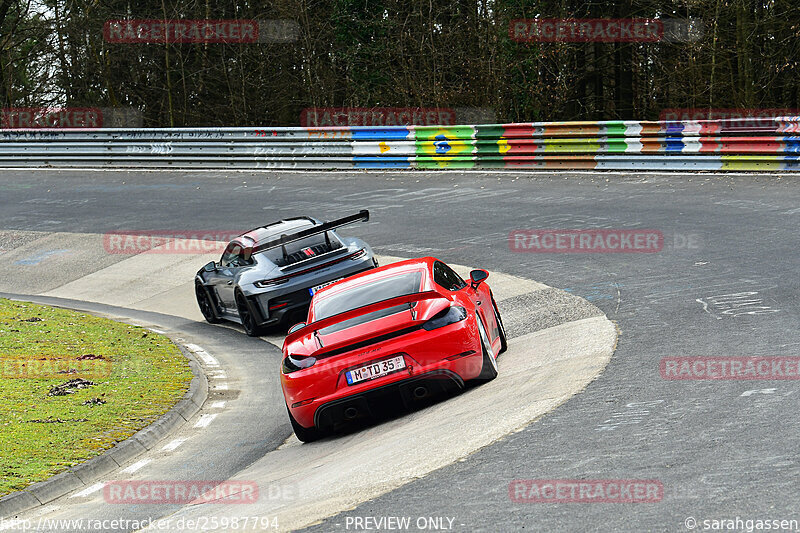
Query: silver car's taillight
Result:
<box><xmin>254</xmin><ymin>277</ymin><xmax>290</xmax><ymax>288</ymax></box>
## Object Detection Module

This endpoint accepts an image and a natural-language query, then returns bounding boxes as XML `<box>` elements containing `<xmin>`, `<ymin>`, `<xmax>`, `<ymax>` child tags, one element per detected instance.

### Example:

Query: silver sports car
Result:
<box><xmin>194</xmin><ymin>210</ymin><xmax>376</xmax><ymax>336</ymax></box>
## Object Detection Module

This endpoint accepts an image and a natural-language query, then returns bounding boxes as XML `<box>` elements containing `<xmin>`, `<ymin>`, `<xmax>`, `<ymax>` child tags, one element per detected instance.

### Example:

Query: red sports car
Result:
<box><xmin>280</xmin><ymin>257</ymin><xmax>507</xmax><ymax>442</ymax></box>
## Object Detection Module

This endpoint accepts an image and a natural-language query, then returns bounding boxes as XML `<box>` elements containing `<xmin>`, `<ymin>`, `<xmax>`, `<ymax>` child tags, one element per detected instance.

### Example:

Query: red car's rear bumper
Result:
<box><xmin>281</xmin><ymin>318</ymin><xmax>483</xmax><ymax>429</ymax></box>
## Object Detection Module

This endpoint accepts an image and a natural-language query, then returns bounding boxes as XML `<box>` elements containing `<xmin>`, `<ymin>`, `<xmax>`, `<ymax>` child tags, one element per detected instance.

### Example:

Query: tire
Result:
<box><xmin>195</xmin><ymin>281</ymin><xmax>221</xmax><ymax>324</ymax></box>
<box><xmin>473</xmin><ymin>313</ymin><xmax>498</xmax><ymax>383</ymax></box>
<box><xmin>235</xmin><ymin>290</ymin><xmax>266</xmax><ymax>337</ymax></box>
<box><xmin>287</xmin><ymin>405</ymin><xmax>323</xmax><ymax>443</ymax></box>
<box><xmin>491</xmin><ymin>296</ymin><xmax>508</xmax><ymax>355</ymax></box>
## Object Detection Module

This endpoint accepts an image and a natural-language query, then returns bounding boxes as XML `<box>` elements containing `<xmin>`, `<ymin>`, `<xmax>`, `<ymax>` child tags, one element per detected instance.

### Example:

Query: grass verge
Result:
<box><xmin>0</xmin><ymin>298</ymin><xmax>192</xmax><ymax>497</ymax></box>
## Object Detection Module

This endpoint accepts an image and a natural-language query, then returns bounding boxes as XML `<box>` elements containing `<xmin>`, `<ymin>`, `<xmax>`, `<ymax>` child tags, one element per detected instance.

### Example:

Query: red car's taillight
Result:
<box><xmin>282</xmin><ymin>354</ymin><xmax>317</xmax><ymax>374</ymax></box>
<box><xmin>422</xmin><ymin>305</ymin><xmax>467</xmax><ymax>331</ymax></box>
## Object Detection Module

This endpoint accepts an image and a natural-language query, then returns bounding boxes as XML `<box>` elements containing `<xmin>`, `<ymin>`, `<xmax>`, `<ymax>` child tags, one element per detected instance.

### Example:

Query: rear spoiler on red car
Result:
<box><xmin>250</xmin><ymin>210</ymin><xmax>369</xmax><ymax>255</ymax></box>
<box><xmin>284</xmin><ymin>290</ymin><xmax>443</xmax><ymax>348</ymax></box>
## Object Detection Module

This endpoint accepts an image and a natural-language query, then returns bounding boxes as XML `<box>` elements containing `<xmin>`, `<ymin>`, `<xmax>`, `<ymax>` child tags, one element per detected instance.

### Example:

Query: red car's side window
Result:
<box><xmin>433</xmin><ymin>261</ymin><xmax>466</xmax><ymax>291</ymax></box>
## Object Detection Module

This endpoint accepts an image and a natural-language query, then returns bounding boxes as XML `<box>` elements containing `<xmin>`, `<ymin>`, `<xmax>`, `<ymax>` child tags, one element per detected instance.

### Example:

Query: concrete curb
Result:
<box><xmin>0</xmin><ymin>313</ymin><xmax>209</xmax><ymax>519</ymax></box>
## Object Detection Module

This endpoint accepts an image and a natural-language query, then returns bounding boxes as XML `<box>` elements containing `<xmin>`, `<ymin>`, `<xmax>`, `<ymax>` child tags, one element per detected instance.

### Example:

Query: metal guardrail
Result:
<box><xmin>0</xmin><ymin>117</ymin><xmax>798</xmax><ymax>170</ymax></box>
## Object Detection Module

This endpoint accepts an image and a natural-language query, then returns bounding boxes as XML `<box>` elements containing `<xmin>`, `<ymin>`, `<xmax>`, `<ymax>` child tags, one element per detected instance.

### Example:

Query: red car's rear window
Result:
<box><xmin>313</xmin><ymin>270</ymin><xmax>423</xmax><ymax>332</ymax></box>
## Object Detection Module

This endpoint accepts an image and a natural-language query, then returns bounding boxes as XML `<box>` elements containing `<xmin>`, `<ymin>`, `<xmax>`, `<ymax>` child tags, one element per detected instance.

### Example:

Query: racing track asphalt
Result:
<box><xmin>0</xmin><ymin>169</ymin><xmax>798</xmax><ymax>532</ymax></box>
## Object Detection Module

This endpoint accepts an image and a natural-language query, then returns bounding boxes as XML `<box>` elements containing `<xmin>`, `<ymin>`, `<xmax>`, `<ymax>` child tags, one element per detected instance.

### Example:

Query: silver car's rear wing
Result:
<box><xmin>250</xmin><ymin>210</ymin><xmax>369</xmax><ymax>255</ymax></box>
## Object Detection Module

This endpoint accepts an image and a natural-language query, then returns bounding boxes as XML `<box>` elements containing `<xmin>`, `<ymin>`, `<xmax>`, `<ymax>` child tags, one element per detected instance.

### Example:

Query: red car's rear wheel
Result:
<box><xmin>287</xmin><ymin>405</ymin><xmax>323</xmax><ymax>443</ymax></box>
<box><xmin>473</xmin><ymin>313</ymin><xmax>498</xmax><ymax>383</ymax></box>
<box><xmin>492</xmin><ymin>295</ymin><xmax>508</xmax><ymax>355</ymax></box>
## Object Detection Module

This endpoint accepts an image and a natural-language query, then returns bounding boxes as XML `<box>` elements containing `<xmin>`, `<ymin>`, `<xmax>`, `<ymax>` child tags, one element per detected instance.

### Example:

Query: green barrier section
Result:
<box><xmin>412</xmin><ymin>126</ymin><xmax>475</xmax><ymax>141</ymax></box>
<box><xmin>473</xmin><ymin>125</ymin><xmax>508</xmax><ymax>139</ymax></box>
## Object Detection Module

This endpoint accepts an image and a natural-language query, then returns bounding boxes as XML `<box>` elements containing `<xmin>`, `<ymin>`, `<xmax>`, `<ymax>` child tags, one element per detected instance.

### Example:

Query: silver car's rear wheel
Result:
<box><xmin>235</xmin><ymin>290</ymin><xmax>265</xmax><ymax>337</ymax></box>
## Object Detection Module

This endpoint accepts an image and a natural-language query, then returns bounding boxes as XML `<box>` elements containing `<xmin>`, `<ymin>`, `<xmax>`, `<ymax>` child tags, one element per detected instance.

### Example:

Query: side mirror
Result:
<box><xmin>202</xmin><ymin>261</ymin><xmax>217</xmax><ymax>272</ymax></box>
<box><xmin>470</xmin><ymin>269</ymin><xmax>489</xmax><ymax>289</ymax></box>
<box><xmin>288</xmin><ymin>322</ymin><xmax>307</xmax><ymax>334</ymax></box>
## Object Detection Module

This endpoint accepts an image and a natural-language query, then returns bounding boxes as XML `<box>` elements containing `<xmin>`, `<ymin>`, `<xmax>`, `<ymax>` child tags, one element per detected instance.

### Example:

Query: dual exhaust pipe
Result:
<box><xmin>342</xmin><ymin>386</ymin><xmax>429</xmax><ymax>420</ymax></box>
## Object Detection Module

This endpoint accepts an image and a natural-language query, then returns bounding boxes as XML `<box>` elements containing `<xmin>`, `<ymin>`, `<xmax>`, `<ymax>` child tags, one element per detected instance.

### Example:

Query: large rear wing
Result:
<box><xmin>284</xmin><ymin>290</ymin><xmax>442</xmax><ymax>349</ymax></box>
<box><xmin>250</xmin><ymin>210</ymin><xmax>369</xmax><ymax>255</ymax></box>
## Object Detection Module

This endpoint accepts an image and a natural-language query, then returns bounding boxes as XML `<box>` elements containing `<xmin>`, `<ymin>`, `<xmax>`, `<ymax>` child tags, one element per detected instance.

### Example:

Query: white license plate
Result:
<box><xmin>309</xmin><ymin>278</ymin><xmax>344</xmax><ymax>296</ymax></box>
<box><xmin>345</xmin><ymin>355</ymin><xmax>406</xmax><ymax>385</ymax></box>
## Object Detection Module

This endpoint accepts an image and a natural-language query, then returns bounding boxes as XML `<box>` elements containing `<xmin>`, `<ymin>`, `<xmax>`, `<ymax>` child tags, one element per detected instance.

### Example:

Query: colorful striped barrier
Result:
<box><xmin>0</xmin><ymin>117</ymin><xmax>798</xmax><ymax>171</ymax></box>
